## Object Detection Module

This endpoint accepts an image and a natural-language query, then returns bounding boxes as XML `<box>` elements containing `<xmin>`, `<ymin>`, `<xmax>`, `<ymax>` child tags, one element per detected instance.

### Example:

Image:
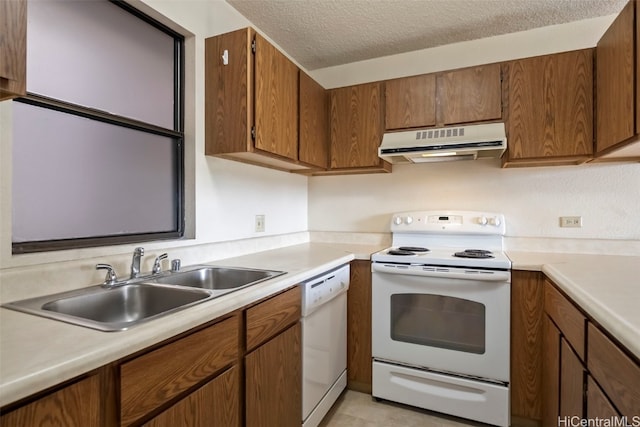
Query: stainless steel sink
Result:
<box><xmin>148</xmin><ymin>266</ymin><xmax>286</xmax><ymax>292</ymax></box>
<box><xmin>3</xmin><ymin>283</ymin><xmax>213</xmax><ymax>332</ymax></box>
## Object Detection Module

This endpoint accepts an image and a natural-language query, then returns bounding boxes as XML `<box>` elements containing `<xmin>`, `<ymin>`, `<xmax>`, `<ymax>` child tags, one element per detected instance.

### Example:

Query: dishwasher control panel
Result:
<box><xmin>301</xmin><ymin>264</ymin><xmax>350</xmax><ymax>316</ymax></box>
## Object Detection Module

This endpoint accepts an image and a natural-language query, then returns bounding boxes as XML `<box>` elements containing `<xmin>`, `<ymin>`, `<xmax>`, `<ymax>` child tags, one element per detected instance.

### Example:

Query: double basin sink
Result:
<box><xmin>3</xmin><ymin>266</ymin><xmax>286</xmax><ymax>332</ymax></box>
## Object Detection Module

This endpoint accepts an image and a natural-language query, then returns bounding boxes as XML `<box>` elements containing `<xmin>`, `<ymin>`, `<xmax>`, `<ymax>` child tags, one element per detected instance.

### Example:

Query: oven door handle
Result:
<box><xmin>372</xmin><ymin>263</ymin><xmax>510</xmax><ymax>282</ymax></box>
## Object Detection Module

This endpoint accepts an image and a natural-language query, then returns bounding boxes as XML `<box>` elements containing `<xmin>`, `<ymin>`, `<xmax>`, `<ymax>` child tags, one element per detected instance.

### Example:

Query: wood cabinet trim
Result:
<box><xmin>245</xmin><ymin>285</ymin><xmax>301</xmax><ymax>352</ymax></box>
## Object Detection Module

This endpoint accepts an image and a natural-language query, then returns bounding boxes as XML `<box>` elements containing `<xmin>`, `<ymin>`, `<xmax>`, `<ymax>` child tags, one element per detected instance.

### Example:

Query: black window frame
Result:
<box><xmin>12</xmin><ymin>0</ymin><xmax>185</xmax><ymax>254</ymax></box>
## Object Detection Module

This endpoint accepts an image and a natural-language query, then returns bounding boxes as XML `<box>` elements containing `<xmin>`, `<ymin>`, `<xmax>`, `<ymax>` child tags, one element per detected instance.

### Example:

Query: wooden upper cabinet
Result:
<box><xmin>299</xmin><ymin>71</ymin><xmax>329</xmax><ymax>169</ymax></box>
<box><xmin>205</xmin><ymin>28</ymin><xmax>252</xmax><ymax>156</ymax></box>
<box><xmin>438</xmin><ymin>64</ymin><xmax>502</xmax><ymax>125</ymax></box>
<box><xmin>0</xmin><ymin>0</ymin><xmax>27</xmax><ymax>100</ymax></box>
<box><xmin>502</xmin><ymin>49</ymin><xmax>593</xmax><ymax>167</ymax></box>
<box><xmin>595</xmin><ymin>1</ymin><xmax>636</xmax><ymax>155</ymax></box>
<box><xmin>385</xmin><ymin>73</ymin><xmax>436</xmax><ymax>130</ymax></box>
<box><xmin>384</xmin><ymin>64</ymin><xmax>501</xmax><ymax>130</ymax></box>
<box><xmin>205</xmin><ymin>28</ymin><xmax>318</xmax><ymax>172</ymax></box>
<box><xmin>329</xmin><ymin>82</ymin><xmax>391</xmax><ymax>173</ymax></box>
<box><xmin>254</xmin><ymin>33</ymin><xmax>298</xmax><ymax>161</ymax></box>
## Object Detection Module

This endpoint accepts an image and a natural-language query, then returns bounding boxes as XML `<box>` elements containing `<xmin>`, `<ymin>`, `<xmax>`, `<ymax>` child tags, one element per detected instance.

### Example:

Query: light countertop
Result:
<box><xmin>0</xmin><ymin>242</ymin><xmax>382</xmax><ymax>407</ymax></box>
<box><xmin>508</xmin><ymin>251</ymin><xmax>640</xmax><ymax>360</ymax></box>
<box><xmin>1</xmin><ymin>243</ymin><xmax>638</xmax><ymax>408</ymax></box>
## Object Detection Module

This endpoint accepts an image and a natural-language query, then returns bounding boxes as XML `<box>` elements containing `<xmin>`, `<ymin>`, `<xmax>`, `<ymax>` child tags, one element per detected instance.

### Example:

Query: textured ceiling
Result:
<box><xmin>225</xmin><ymin>0</ymin><xmax>628</xmax><ymax>70</ymax></box>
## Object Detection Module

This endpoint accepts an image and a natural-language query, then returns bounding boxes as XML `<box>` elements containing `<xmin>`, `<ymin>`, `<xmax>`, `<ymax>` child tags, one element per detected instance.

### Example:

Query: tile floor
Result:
<box><xmin>318</xmin><ymin>390</ymin><xmax>486</xmax><ymax>427</ymax></box>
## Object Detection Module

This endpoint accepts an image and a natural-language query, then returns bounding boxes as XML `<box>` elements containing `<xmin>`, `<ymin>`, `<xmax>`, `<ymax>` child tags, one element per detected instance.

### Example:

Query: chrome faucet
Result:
<box><xmin>152</xmin><ymin>253</ymin><xmax>168</xmax><ymax>274</ymax></box>
<box><xmin>130</xmin><ymin>247</ymin><xmax>145</xmax><ymax>279</ymax></box>
<box><xmin>96</xmin><ymin>264</ymin><xmax>118</xmax><ymax>288</ymax></box>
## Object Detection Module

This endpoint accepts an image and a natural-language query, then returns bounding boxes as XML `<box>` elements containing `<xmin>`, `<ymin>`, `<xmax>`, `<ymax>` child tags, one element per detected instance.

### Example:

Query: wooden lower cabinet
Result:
<box><xmin>120</xmin><ymin>315</ymin><xmax>239</xmax><ymax>426</ymax></box>
<box><xmin>346</xmin><ymin>259</ymin><xmax>372</xmax><ymax>393</ymax></box>
<box><xmin>0</xmin><ymin>374</ymin><xmax>102</xmax><ymax>427</ymax></box>
<box><xmin>510</xmin><ymin>270</ymin><xmax>544</xmax><ymax>423</ymax></box>
<box><xmin>143</xmin><ymin>366</ymin><xmax>240</xmax><ymax>427</ymax></box>
<box><xmin>586</xmin><ymin>376</ymin><xmax>619</xmax><ymax>418</ymax></box>
<box><xmin>542</xmin><ymin>278</ymin><xmax>640</xmax><ymax>423</ymax></box>
<box><xmin>559</xmin><ymin>338</ymin><xmax>585</xmax><ymax>418</ymax></box>
<box><xmin>245</xmin><ymin>322</ymin><xmax>301</xmax><ymax>427</ymax></box>
<box><xmin>542</xmin><ymin>314</ymin><xmax>561</xmax><ymax>426</ymax></box>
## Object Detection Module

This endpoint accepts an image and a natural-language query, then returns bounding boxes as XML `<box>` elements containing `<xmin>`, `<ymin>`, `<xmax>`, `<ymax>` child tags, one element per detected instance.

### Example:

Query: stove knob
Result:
<box><xmin>489</xmin><ymin>217</ymin><xmax>501</xmax><ymax>226</ymax></box>
<box><xmin>405</xmin><ymin>216</ymin><xmax>413</xmax><ymax>225</ymax></box>
<box><xmin>393</xmin><ymin>216</ymin><xmax>403</xmax><ymax>225</ymax></box>
<box><xmin>478</xmin><ymin>216</ymin><xmax>488</xmax><ymax>226</ymax></box>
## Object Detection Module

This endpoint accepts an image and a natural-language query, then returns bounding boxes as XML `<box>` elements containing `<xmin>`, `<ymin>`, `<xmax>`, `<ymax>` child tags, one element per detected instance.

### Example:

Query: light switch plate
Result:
<box><xmin>255</xmin><ymin>214</ymin><xmax>265</xmax><ymax>232</ymax></box>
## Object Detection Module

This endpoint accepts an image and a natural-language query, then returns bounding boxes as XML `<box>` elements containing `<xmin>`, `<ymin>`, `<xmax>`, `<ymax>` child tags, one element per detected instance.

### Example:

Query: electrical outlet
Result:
<box><xmin>255</xmin><ymin>214</ymin><xmax>265</xmax><ymax>232</ymax></box>
<box><xmin>560</xmin><ymin>216</ymin><xmax>582</xmax><ymax>228</ymax></box>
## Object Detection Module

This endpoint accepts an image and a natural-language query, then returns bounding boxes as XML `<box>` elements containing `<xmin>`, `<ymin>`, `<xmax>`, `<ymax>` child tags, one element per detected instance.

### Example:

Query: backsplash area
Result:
<box><xmin>308</xmin><ymin>159</ymin><xmax>640</xmax><ymax>246</ymax></box>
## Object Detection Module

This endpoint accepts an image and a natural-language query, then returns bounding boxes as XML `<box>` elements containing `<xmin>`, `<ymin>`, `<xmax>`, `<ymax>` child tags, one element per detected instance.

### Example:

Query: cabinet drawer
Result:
<box><xmin>588</xmin><ymin>323</ymin><xmax>640</xmax><ymax>416</ymax></box>
<box><xmin>544</xmin><ymin>280</ymin><xmax>586</xmax><ymax>360</ymax></box>
<box><xmin>120</xmin><ymin>315</ymin><xmax>239</xmax><ymax>426</ymax></box>
<box><xmin>246</xmin><ymin>286</ymin><xmax>301</xmax><ymax>351</ymax></box>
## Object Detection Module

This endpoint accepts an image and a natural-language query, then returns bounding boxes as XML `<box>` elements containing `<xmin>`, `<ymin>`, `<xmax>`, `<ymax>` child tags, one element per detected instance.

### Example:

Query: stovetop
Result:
<box><xmin>371</xmin><ymin>210</ymin><xmax>512</xmax><ymax>270</ymax></box>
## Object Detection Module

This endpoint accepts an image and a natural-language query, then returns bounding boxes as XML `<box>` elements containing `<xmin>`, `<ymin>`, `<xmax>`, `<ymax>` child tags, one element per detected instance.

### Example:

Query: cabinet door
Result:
<box><xmin>586</xmin><ymin>376</ymin><xmax>619</xmax><ymax>419</ymax></box>
<box><xmin>559</xmin><ymin>338</ymin><xmax>584</xmax><ymax>418</ymax></box>
<box><xmin>504</xmin><ymin>50</ymin><xmax>593</xmax><ymax>164</ymax></box>
<box><xmin>144</xmin><ymin>366</ymin><xmax>240</xmax><ymax>427</ymax></box>
<box><xmin>385</xmin><ymin>74</ymin><xmax>436</xmax><ymax>130</ymax></box>
<box><xmin>596</xmin><ymin>1</ymin><xmax>634</xmax><ymax>153</ymax></box>
<box><xmin>588</xmin><ymin>323</ymin><xmax>640</xmax><ymax>416</ymax></box>
<box><xmin>245</xmin><ymin>323</ymin><xmax>301</xmax><ymax>427</ymax></box>
<box><xmin>205</xmin><ymin>28</ymin><xmax>253</xmax><ymax>156</ymax></box>
<box><xmin>439</xmin><ymin>64</ymin><xmax>502</xmax><ymax>125</ymax></box>
<box><xmin>330</xmin><ymin>82</ymin><xmax>387</xmax><ymax>170</ymax></box>
<box><xmin>510</xmin><ymin>271</ymin><xmax>543</xmax><ymax>421</ymax></box>
<box><xmin>347</xmin><ymin>260</ymin><xmax>373</xmax><ymax>393</ymax></box>
<box><xmin>542</xmin><ymin>315</ymin><xmax>561</xmax><ymax>426</ymax></box>
<box><xmin>254</xmin><ymin>33</ymin><xmax>299</xmax><ymax>161</ymax></box>
<box><xmin>0</xmin><ymin>375</ymin><xmax>101</xmax><ymax>427</ymax></box>
<box><xmin>0</xmin><ymin>0</ymin><xmax>27</xmax><ymax>100</ymax></box>
<box><xmin>299</xmin><ymin>71</ymin><xmax>329</xmax><ymax>168</ymax></box>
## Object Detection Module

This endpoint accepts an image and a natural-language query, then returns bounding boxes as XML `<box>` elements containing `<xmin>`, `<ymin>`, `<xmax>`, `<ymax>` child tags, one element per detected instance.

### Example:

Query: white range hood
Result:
<box><xmin>378</xmin><ymin>122</ymin><xmax>507</xmax><ymax>164</ymax></box>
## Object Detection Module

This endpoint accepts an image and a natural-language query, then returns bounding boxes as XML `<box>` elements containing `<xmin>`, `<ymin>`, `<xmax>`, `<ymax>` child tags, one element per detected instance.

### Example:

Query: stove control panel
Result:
<box><xmin>390</xmin><ymin>211</ymin><xmax>506</xmax><ymax>235</ymax></box>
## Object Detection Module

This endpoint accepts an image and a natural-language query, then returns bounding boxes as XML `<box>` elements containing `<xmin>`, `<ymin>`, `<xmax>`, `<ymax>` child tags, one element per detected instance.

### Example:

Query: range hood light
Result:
<box><xmin>421</xmin><ymin>151</ymin><xmax>457</xmax><ymax>158</ymax></box>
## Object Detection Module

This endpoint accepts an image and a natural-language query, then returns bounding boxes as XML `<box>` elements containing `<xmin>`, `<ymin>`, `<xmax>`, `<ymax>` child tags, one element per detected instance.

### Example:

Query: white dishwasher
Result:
<box><xmin>301</xmin><ymin>264</ymin><xmax>350</xmax><ymax>427</ymax></box>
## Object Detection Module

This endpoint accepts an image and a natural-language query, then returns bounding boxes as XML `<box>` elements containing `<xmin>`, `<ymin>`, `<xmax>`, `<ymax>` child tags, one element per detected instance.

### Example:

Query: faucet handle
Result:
<box><xmin>96</xmin><ymin>264</ymin><xmax>118</xmax><ymax>287</ymax></box>
<box><xmin>152</xmin><ymin>253</ymin><xmax>168</xmax><ymax>274</ymax></box>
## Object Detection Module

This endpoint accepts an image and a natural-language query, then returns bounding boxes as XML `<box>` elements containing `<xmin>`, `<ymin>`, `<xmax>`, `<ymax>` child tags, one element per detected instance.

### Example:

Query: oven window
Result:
<box><xmin>390</xmin><ymin>294</ymin><xmax>486</xmax><ymax>354</ymax></box>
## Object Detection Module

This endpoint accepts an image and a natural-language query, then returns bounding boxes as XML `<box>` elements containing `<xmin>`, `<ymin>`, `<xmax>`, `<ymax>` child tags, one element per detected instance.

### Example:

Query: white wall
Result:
<box><xmin>0</xmin><ymin>0</ymin><xmax>308</xmax><ymax>270</ymax></box>
<box><xmin>308</xmin><ymin>160</ymin><xmax>640</xmax><ymax>241</ymax></box>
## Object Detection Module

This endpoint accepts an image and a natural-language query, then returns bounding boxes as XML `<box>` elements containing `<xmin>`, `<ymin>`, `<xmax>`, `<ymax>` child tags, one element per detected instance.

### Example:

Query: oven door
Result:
<box><xmin>372</xmin><ymin>264</ymin><xmax>510</xmax><ymax>382</ymax></box>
